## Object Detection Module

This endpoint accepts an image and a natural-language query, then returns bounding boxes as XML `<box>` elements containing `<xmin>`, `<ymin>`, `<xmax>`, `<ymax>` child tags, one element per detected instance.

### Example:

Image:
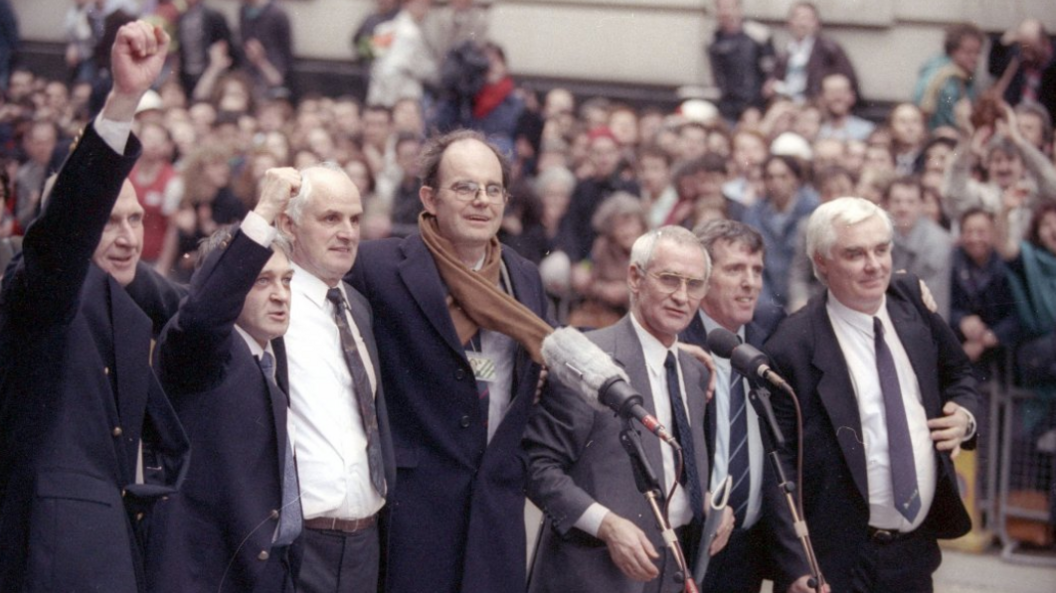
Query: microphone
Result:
<box><xmin>705</xmin><ymin>328</ymin><xmax>793</xmax><ymax>395</ymax></box>
<box><xmin>541</xmin><ymin>327</ymin><xmax>680</xmax><ymax>450</ymax></box>
<box><xmin>706</xmin><ymin>327</ymin><xmax>788</xmax><ymax>446</ymax></box>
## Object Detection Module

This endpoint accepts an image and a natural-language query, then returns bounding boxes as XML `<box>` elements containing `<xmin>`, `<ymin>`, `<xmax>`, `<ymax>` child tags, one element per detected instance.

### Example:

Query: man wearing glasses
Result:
<box><xmin>347</xmin><ymin>130</ymin><xmax>551</xmax><ymax>593</ymax></box>
<box><xmin>525</xmin><ymin>226</ymin><xmax>730</xmax><ymax>593</ymax></box>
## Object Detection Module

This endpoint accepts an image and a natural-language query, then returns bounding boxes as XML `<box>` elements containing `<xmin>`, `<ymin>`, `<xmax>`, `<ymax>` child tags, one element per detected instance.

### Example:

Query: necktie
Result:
<box><xmin>726</xmin><ymin>369</ymin><xmax>751</xmax><ymax>527</ymax></box>
<box><xmin>873</xmin><ymin>317</ymin><xmax>921</xmax><ymax>523</ymax></box>
<box><xmin>259</xmin><ymin>351</ymin><xmax>303</xmax><ymax>547</ymax></box>
<box><xmin>326</xmin><ymin>288</ymin><xmax>387</xmax><ymax>498</ymax></box>
<box><xmin>665</xmin><ymin>352</ymin><xmax>704</xmax><ymax>523</ymax></box>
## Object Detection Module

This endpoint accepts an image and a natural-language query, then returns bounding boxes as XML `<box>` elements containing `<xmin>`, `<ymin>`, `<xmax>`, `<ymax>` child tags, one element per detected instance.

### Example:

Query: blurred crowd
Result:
<box><xmin>0</xmin><ymin>0</ymin><xmax>1054</xmax><ymax>393</ymax></box>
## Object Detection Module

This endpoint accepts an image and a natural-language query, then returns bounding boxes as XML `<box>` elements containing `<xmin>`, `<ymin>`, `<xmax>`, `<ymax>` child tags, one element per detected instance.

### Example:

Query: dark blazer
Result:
<box><xmin>0</xmin><ymin>124</ymin><xmax>190</xmax><ymax>592</ymax></box>
<box><xmin>762</xmin><ymin>274</ymin><xmax>978</xmax><ymax>592</ymax></box>
<box><xmin>148</xmin><ymin>228</ymin><xmax>295</xmax><ymax>592</ymax></box>
<box><xmin>680</xmin><ymin>306</ymin><xmax>799</xmax><ymax>591</ymax></box>
<box><xmin>773</xmin><ymin>33</ymin><xmax>859</xmax><ymax>100</ymax></box>
<box><xmin>526</xmin><ymin>315</ymin><xmax>711</xmax><ymax>593</ymax></box>
<box><xmin>347</xmin><ymin>233</ymin><xmax>548</xmax><ymax>593</ymax></box>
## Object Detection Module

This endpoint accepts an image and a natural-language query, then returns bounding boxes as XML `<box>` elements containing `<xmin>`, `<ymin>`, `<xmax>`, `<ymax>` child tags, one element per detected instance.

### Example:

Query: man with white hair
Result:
<box><xmin>277</xmin><ymin>163</ymin><xmax>395</xmax><ymax>593</ymax></box>
<box><xmin>763</xmin><ymin>197</ymin><xmax>979</xmax><ymax>592</ymax></box>
<box><xmin>527</xmin><ymin>226</ymin><xmax>730</xmax><ymax>593</ymax></box>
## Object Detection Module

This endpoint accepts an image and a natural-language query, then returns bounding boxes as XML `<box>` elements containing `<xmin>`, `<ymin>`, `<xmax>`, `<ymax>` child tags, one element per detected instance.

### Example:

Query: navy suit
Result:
<box><xmin>762</xmin><ymin>274</ymin><xmax>978</xmax><ymax>591</ymax></box>
<box><xmin>347</xmin><ymin>233</ymin><xmax>549</xmax><ymax>593</ymax></box>
<box><xmin>0</xmin><ymin>124</ymin><xmax>190</xmax><ymax>592</ymax></box>
<box><xmin>149</xmin><ymin>228</ymin><xmax>296</xmax><ymax>592</ymax></box>
<box><xmin>680</xmin><ymin>306</ymin><xmax>803</xmax><ymax>592</ymax></box>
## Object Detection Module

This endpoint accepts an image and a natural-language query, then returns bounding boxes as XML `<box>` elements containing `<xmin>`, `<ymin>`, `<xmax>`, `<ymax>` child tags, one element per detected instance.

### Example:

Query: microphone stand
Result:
<box><xmin>618</xmin><ymin>419</ymin><xmax>699</xmax><ymax>593</ymax></box>
<box><xmin>748</xmin><ymin>382</ymin><xmax>826</xmax><ymax>593</ymax></box>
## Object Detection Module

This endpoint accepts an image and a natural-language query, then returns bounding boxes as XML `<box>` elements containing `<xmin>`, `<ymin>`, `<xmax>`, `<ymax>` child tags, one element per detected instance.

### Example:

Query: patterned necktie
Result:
<box><xmin>466</xmin><ymin>331</ymin><xmax>490</xmax><ymax>431</ymax></box>
<box><xmin>259</xmin><ymin>351</ymin><xmax>303</xmax><ymax>547</ymax></box>
<box><xmin>726</xmin><ymin>369</ymin><xmax>751</xmax><ymax>527</ymax></box>
<box><xmin>326</xmin><ymin>288</ymin><xmax>387</xmax><ymax>498</ymax></box>
<box><xmin>665</xmin><ymin>352</ymin><xmax>704</xmax><ymax>523</ymax></box>
<box><xmin>873</xmin><ymin>317</ymin><xmax>921</xmax><ymax>523</ymax></box>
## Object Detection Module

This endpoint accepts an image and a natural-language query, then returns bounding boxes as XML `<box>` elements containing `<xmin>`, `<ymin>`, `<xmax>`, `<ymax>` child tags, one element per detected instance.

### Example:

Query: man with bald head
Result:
<box><xmin>989</xmin><ymin>17</ymin><xmax>1056</xmax><ymax>123</ymax></box>
<box><xmin>0</xmin><ymin>21</ymin><xmax>189</xmax><ymax>592</ymax></box>
<box><xmin>277</xmin><ymin>163</ymin><xmax>395</xmax><ymax>593</ymax></box>
<box><xmin>347</xmin><ymin>129</ymin><xmax>550</xmax><ymax>593</ymax></box>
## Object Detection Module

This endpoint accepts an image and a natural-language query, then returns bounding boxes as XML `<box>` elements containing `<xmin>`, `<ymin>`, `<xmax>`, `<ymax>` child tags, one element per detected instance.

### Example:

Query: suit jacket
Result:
<box><xmin>680</xmin><ymin>306</ymin><xmax>799</xmax><ymax>591</ymax></box>
<box><xmin>347</xmin><ymin>233</ymin><xmax>548</xmax><ymax>593</ymax></box>
<box><xmin>0</xmin><ymin>124</ymin><xmax>190</xmax><ymax>592</ymax></box>
<box><xmin>148</xmin><ymin>228</ymin><xmax>295</xmax><ymax>592</ymax></box>
<box><xmin>773</xmin><ymin>33</ymin><xmax>859</xmax><ymax>100</ymax></box>
<box><xmin>525</xmin><ymin>315</ymin><xmax>711</xmax><ymax>593</ymax></box>
<box><xmin>762</xmin><ymin>274</ymin><xmax>978</xmax><ymax>591</ymax></box>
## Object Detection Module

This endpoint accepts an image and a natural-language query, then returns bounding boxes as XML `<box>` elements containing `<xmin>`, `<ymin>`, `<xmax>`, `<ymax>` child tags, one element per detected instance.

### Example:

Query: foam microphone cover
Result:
<box><xmin>541</xmin><ymin>327</ymin><xmax>628</xmax><ymax>413</ymax></box>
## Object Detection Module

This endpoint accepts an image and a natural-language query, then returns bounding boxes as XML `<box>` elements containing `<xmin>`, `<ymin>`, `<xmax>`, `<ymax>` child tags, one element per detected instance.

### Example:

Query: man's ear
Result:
<box><xmin>628</xmin><ymin>263</ymin><xmax>643</xmax><ymax>299</ymax></box>
<box><xmin>420</xmin><ymin>185</ymin><xmax>438</xmax><ymax>215</ymax></box>
<box><xmin>277</xmin><ymin>213</ymin><xmax>295</xmax><ymax>243</ymax></box>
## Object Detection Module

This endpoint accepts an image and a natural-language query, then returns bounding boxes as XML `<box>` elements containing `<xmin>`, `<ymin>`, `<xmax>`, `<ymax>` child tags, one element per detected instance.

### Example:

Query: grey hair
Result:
<box><xmin>533</xmin><ymin>166</ymin><xmax>576</xmax><ymax>197</ymax></box>
<box><xmin>805</xmin><ymin>196</ymin><xmax>893</xmax><ymax>285</ymax></box>
<box><xmin>284</xmin><ymin>161</ymin><xmax>346</xmax><ymax>224</ymax></box>
<box><xmin>629</xmin><ymin>225</ymin><xmax>712</xmax><ymax>282</ymax></box>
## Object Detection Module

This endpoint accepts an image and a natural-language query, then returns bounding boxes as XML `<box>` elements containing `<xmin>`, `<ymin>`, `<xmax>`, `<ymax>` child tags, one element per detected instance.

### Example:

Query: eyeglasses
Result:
<box><xmin>430</xmin><ymin>180</ymin><xmax>508</xmax><ymax>204</ymax></box>
<box><xmin>647</xmin><ymin>271</ymin><xmax>707</xmax><ymax>299</ymax></box>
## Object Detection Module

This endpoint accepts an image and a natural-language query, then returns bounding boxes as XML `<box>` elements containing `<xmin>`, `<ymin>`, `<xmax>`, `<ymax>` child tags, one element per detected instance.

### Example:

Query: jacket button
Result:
<box><xmin>459</xmin><ymin>415</ymin><xmax>471</xmax><ymax>428</ymax></box>
<box><xmin>270</xmin><ymin>509</ymin><xmax>280</xmax><ymax>519</ymax></box>
<box><xmin>136</xmin><ymin>512</ymin><xmax>144</xmax><ymax>521</ymax></box>
<box><xmin>455</xmin><ymin>368</ymin><xmax>465</xmax><ymax>380</ymax></box>
<box><xmin>258</xmin><ymin>550</ymin><xmax>269</xmax><ymax>561</ymax></box>
<box><xmin>104</xmin><ymin>366</ymin><xmax>110</xmax><ymax>375</ymax></box>
<box><xmin>112</xmin><ymin>426</ymin><xmax>123</xmax><ymax>437</ymax></box>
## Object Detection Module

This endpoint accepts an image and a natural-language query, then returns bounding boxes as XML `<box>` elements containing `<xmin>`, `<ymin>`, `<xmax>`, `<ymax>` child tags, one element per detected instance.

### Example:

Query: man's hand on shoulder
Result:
<box><xmin>597</xmin><ymin>512</ymin><xmax>660</xmax><ymax>582</ymax></box>
<box><xmin>676</xmin><ymin>342</ymin><xmax>717</xmax><ymax>402</ymax></box>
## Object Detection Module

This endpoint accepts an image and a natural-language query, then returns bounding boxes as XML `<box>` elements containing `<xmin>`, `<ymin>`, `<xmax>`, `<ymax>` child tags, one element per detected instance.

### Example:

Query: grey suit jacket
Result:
<box><xmin>893</xmin><ymin>218</ymin><xmax>952</xmax><ymax>320</ymax></box>
<box><xmin>525</xmin><ymin>315</ymin><xmax>711</xmax><ymax>593</ymax></box>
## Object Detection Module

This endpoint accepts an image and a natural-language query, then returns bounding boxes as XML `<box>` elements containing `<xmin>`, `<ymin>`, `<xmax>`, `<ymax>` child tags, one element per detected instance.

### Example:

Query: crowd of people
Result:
<box><xmin>0</xmin><ymin>0</ymin><xmax>1054</xmax><ymax>592</ymax></box>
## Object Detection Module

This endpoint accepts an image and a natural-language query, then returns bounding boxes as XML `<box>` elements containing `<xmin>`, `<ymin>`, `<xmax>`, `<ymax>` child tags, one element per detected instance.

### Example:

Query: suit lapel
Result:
<box><xmin>886</xmin><ymin>298</ymin><xmax>942</xmax><ymax>417</ymax></box>
<box><xmin>809</xmin><ymin>297</ymin><xmax>869</xmax><ymax>502</ymax></box>
<box><xmin>607</xmin><ymin>317</ymin><xmax>666</xmax><ymax>486</ymax></box>
<box><xmin>396</xmin><ymin>235</ymin><xmax>466</xmax><ymax>359</ymax></box>
<box><xmin>110</xmin><ymin>275</ymin><xmax>151</xmax><ymax>474</ymax></box>
<box><xmin>268</xmin><ymin>338</ymin><xmax>290</xmax><ymax>469</ymax></box>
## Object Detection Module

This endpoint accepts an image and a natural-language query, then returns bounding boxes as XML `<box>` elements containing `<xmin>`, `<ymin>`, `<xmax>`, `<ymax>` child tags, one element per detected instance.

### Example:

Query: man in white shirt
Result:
<box><xmin>763</xmin><ymin>197</ymin><xmax>978</xmax><ymax>592</ymax></box>
<box><xmin>526</xmin><ymin>226</ymin><xmax>731</xmax><ymax>593</ymax></box>
<box><xmin>277</xmin><ymin>163</ymin><xmax>395</xmax><ymax>593</ymax></box>
<box><xmin>681</xmin><ymin>219</ymin><xmax>812</xmax><ymax>592</ymax></box>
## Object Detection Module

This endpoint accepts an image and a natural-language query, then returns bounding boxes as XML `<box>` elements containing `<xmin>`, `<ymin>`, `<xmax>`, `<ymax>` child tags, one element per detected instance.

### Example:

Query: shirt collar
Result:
<box><xmin>290</xmin><ymin>261</ymin><xmax>343</xmax><ymax>310</ymax></box>
<box><xmin>630</xmin><ymin>311</ymin><xmax>679</xmax><ymax>377</ymax></box>
<box><xmin>234</xmin><ymin>324</ymin><xmax>274</xmax><ymax>360</ymax></box>
<box><xmin>697</xmin><ymin>308</ymin><xmax>745</xmax><ymax>352</ymax></box>
<box><xmin>826</xmin><ymin>290</ymin><xmax>891</xmax><ymax>339</ymax></box>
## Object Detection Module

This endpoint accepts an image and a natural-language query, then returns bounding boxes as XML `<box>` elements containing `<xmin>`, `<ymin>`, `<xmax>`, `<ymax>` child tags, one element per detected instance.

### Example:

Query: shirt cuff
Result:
<box><xmin>573</xmin><ymin>503</ymin><xmax>611</xmax><ymax>538</ymax></box>
<box><xmin>241</xmin><ymin>210</ymin><xmax>278</xmax><ymax>247</ymax></box>
<box><xmin>93</xmin><ymin>114</ymin><xmax>133</xmax><ymax>155</ymax></box>
<box><xmin>960</xmin><ymin>407</ymin><xmax>978</xmax><ymax>442</ymax></box>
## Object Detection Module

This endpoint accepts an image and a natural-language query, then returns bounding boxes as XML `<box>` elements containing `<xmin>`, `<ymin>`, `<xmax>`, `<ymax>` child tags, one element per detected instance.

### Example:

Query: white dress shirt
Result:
<box><xmin>699</xmin><ymin>310</ymin><xmax>764</xmax><ymax>529</ymax></box>
<box><xmin>574</xmin><ymin>315</ymin><xmax>694</xmax><ymax>536</ymax></box>
<box><xmin>825</xmin><ymin>293</ymin><xmax>936</xmax><ymax>532</ymax></box>
<box><xmin>285</xmin><ymin>263</ymin><xmax>384</xmax><ymax>521</ymax></box>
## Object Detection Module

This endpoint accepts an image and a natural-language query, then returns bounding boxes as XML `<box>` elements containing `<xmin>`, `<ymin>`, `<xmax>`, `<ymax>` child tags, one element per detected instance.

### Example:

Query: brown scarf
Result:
<box><xmin>418</xmin><ymin>212</ymin><xmax>552</xmax><ymax>364</ymax></box>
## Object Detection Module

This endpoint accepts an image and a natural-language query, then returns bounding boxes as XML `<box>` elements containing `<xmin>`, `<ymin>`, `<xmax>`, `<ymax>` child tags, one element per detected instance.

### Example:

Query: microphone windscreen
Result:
<box><xmin>541</xmin><ymin>327</ymin><xmax>627</xmax><ymax>412</ymax></box>
<box><xmin>706</xmin><ymin>327</ymin><xmax>741</xmax><ymax>359</ymax></box>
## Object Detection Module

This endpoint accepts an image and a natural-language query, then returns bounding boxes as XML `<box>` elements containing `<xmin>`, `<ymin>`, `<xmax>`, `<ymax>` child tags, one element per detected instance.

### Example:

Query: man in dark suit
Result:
<box><xmin>277</xmin><ymin>163</ymin><xmax>396</xmax><ymax>593</ymax></box>
<box><xmin>764</xmin><ymin>197</ymin><xmax>979</xmax><ymax>592</ymax></box>
<box><xmin>680</xmin><ymin>219</ymin><xmax>807</xmax><ymax>592</ymax></box>
<box><xmin>526</xmin><ymin>226</ymin><xmax>727</xmax><ymax>593</ymax></box>
<box><xmin>0</xmin><ymin>21</ymin><xmax>190</xmax><ymax>592</ymax></box>
<box><xmin>148</xmin><ymin>168</ymin><xmax>300</xmax><ymax>592</ymax></box>
<box><xmin>347</xmin><ymin>129</ymin><xmax>551</xmax><ymax>593</ymax></box>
